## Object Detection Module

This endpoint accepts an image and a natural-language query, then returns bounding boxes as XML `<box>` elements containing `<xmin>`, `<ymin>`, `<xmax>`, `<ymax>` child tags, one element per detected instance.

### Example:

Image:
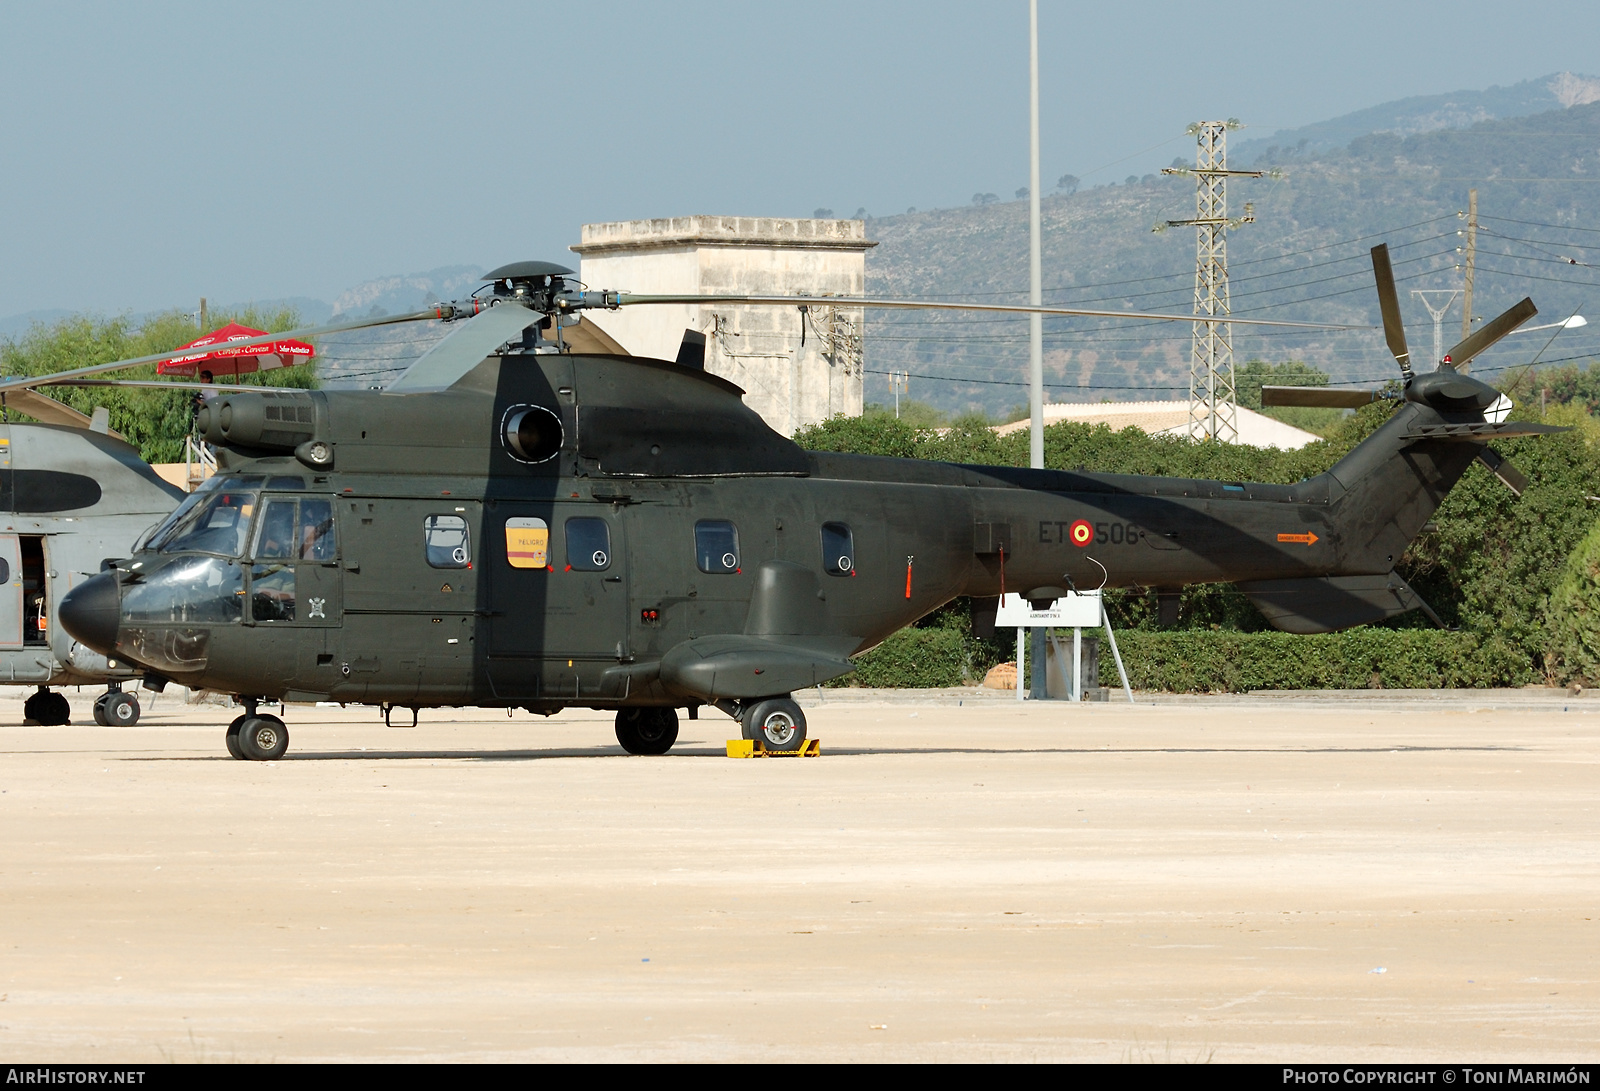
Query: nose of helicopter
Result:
<box><xmin>59</xmin><ymin>571</ymin><xmax>121</xmax><ymax>657</ymax></box>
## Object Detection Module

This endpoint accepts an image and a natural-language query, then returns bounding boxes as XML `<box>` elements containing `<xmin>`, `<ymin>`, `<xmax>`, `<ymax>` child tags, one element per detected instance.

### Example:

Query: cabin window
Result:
<box><xmin>821</xmin><ymin>522</ymin><xmax>854</xmax><ymax>576</ymax></box>
<box><xmin>566</xmin><ymin>517</ymin><xmax>611</xmax><ymax>571</ymax></box>
<box><xmin>505</xmin><ymin>517</ymin><xmax>549</xmax><ymax>569</ymax></box>
<box><xmin>695</xmin><ymin>520</ymin><xmax>740</xmax><ymax>574</ymax></box>
<box><xmin>425</xmin><ymin>515</ymin><xmax>471</xmax><ymax>569</ymax></box>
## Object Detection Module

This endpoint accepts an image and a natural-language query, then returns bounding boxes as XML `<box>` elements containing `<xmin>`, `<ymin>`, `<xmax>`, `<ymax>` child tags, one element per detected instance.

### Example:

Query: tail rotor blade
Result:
<box><xmin>384</xmin><ymin>302</ymin><xmax>538</xmax><ymax>394</ymax></box>
<box><xmin>1260</xmin><ymin>386</ymin><xmax>1385</xmax><ymax>409</ymax></box>
<box><xmin>1371</xmin><ymin>244</ymin><xmax>1412</xmax><ymax>379</ymax></box>
<box><xmin>1476</xmin><ymin>446</ymin><xmax>1529</xmax><ymax>495</ymax></box>
<box><xmin>1443</xmin><ymin>297</ymin><xmax>1538</xmax><ymax>373</ymax></box>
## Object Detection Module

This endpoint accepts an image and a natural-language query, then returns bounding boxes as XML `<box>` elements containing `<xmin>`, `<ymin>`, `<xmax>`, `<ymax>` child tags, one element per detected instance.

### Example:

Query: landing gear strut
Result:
<box><xmin>23</xmin><ymin>687</ymin><xmax>70</xmax><ymax>726</ymax></box>
<box><xmin>92</xmin><ymin>684</ymin><xmax>140</xmax><ymax>727</ymax></box>
<box><xmin>614</xmin><ymin>706</ymin><xmax>679</xmax><ymax>755</ymax></box>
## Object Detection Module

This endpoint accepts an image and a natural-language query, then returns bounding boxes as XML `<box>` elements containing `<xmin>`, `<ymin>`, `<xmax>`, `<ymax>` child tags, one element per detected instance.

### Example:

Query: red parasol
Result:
<box><xmin>156</xmin><ymin>323</ymin><xmax>315</xmax><ymax>378</ymax></box>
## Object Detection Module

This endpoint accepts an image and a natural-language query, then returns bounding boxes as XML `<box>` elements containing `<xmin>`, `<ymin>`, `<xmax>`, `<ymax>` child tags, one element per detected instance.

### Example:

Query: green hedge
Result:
<box><xmin>826</xmin><ymin>626</ymin><xmax>1535</xmax><ymax>691</ymax></box>
<box><xmin>827</xmin><ymin>628</ymin><xmax>973</xmax><ymax>688</ymax></box>
<box><xmin>1101</xmin><ymin>629</ymin><xmax>1533</xmax><ymax>692</ymax></box>
<box><xmin>1545</xmin><ymin>518</ymin><xmax>1600</xmax><ymax>684</ymax></box>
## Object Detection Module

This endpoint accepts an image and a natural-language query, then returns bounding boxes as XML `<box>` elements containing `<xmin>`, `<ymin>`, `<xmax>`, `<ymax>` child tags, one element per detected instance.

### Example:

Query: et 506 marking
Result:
<box><xmin>1041</xmin><ymin>519</ymin><xmax>1140</xmax><ymax>547</ymax></box>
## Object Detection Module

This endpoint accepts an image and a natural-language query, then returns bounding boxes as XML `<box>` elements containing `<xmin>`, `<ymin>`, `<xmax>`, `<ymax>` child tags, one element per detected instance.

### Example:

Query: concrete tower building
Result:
<box><xmin>572</xmin><ymin>216</ymin><xmax>875</xmax><ymax>435</ymax></box>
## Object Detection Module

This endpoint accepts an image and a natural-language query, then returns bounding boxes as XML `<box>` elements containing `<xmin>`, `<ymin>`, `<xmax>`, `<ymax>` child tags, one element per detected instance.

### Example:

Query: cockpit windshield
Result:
<box><xmin>145</xmin><ymin>475</ymin><xmax>264</xmax><ymax>557</ymax></box>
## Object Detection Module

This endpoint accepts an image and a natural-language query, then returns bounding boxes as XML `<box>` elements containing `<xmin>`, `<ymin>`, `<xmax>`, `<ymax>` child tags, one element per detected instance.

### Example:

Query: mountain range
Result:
<box><xmin>7</xmin><ymin>73</ymin><xmax>1599</xmax><ymax>414</ymax></box>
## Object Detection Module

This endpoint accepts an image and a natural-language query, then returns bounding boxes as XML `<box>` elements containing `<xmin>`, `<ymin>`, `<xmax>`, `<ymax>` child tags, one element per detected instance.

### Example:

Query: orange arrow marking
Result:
<box><xmin>1277</xmin><ymin>532</ymin><xmax>1320</xmax><ymax>546</ymax></box>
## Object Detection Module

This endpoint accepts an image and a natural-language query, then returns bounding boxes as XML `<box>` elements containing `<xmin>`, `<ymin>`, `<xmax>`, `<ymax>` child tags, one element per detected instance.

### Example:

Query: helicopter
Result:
<box><xmin>38</xmin><ymin>245</ymin><xmax>1556</xmax><ymax>761</ymax></box>
<box><xmin>0</xmin><ymin>388</ymin><xmax>184</xmax><ymax>726</ymax></box>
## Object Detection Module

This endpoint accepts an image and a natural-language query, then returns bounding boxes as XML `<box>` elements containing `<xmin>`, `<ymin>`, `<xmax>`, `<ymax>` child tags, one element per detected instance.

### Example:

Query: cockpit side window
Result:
<box><xmin>255</xmin><ymin>500</ymin><xmax>298</xmax><ymax>560</ymax></box>
<box><xmin>254</xmin><ymin>498</ymin><xmax>338</xmax><ymax>562</ymax></box>
<box><xmin>298</xmin><ymin>499</ymin><xmax>336</xmax><ymax>561</ymax></box>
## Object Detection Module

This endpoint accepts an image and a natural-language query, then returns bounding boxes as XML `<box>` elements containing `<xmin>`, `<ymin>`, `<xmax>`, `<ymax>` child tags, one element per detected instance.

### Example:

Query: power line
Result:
<box><xmin>868</xmin><ymin>215</ymin><xmax>1458</xmax><ymax>301</ymax></box>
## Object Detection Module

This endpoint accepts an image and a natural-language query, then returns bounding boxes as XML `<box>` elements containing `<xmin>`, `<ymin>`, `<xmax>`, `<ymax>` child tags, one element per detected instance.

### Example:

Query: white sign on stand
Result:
<box><xmin>995</xmin><ymin>590</ymin><xmax>1101</xmax><ymax>628</ymax></box>
<box><xmin>997</xmin><ymin>589</ymin><xmax>1135</xmax><ymax>705</ymax></box>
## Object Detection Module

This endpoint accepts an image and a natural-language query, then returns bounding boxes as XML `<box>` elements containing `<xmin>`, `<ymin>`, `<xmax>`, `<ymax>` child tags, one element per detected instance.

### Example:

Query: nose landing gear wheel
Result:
<box><xmin>101</xmin><ymin>691</ymin><xmax>140</xmax><ymax>727</ymax></box>
<box><xmin>614</xmin><ymin>707</ymin><xmax>680</xmax><ymax>755</ymax></box>
<box><xmin>236</xmin><ymin>714</ymin><xmax>289</xmax><ymax>761</ymax></box>
<box><xmin>742</xmin><ymin>697</ymin><xmax>806</xmax><ymax>752</ymax></box>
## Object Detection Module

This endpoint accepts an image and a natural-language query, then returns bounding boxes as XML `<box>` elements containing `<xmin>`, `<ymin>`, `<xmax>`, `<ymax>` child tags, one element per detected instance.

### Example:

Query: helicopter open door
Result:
<box><xmin>0</xmin><ymin>535</ymin><xmax>21</xmax><ymax>649</ymax></box>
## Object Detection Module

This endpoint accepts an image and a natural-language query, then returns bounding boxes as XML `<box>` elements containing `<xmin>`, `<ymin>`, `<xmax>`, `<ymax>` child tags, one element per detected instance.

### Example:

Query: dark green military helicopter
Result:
<box><xmin>44</xmin><ymin>244</ymin><xmax>1555</xmax><ymax>760</ymax></box>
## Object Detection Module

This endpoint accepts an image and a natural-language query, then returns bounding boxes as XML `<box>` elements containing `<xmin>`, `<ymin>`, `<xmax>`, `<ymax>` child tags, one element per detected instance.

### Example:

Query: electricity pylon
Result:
<box><xmin>1411</xmin><ymin>289</ymin><xmax>1460</xmax><ymax>366</ymax></box>
<box><xmin>1160</xmin><ymin>120</ymin><xmax>1262</xmax><ymax>443</ymax></box>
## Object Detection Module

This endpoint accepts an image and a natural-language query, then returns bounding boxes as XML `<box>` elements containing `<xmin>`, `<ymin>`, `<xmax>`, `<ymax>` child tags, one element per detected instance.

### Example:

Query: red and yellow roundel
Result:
<box><xmin>1069</xmin><ymin>519</ymin><xmax>1093</xmax><ymax>547</ymax></box>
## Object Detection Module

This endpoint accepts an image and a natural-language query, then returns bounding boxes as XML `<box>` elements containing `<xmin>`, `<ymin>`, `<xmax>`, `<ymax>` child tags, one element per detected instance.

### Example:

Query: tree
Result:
<box><xmin>1055</xmin><ymin>174</ymin><xmax>1079</xmax><ymax>194</ymax></box>
<box><xmin>1015</xmin><ymin>187</ymin><xmax>1029</xmax><ymax>200</ymax></box>
<box><xmin>971</xmin><ymin>193</ymin><xmax>999</xmax><ymax>206</ymax></box>
<box><xmin>0</xmin><ymin>306</ymin><xmax>313</xmax><ymax>464</ymax></box>
<box><xmin>813</xmin><ymin>207</ymin><xmax>834</xmax><ymax>218</ymax></box>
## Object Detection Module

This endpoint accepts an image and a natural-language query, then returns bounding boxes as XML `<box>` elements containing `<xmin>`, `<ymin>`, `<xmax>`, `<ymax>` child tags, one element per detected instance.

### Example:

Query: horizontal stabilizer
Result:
<box><xmin>1238</xmin><ymin>571</ymin><xmax>1443</xmax><ymax>634</ymax></box>
<box><xmin>1402</xmin><ymin>421</ymin><xmax>1569</xmax><ymax>441</ymax></box>
<box><xmin>1260</xmin><ymin>386</ymin><xmax>1384</xmax><ymax>409</ymax></box>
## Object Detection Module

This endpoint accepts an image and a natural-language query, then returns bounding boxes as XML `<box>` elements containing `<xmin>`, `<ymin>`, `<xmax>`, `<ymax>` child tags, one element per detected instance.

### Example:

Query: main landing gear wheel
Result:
<box><xmin>614</xmin><ymin>707</ymin><xmax>679</xmax><ymax>755</ymax></box>
<box><xmin>742</xmin><ymin>697</ymin><xmax>806</xmax><ymax>752</ymax></box>
<box><xmin>95</xmin><ymin>691</ymin><xmax>140</xmax><ymax>727</ymax></box>
<box><xmin>236</xmin><ymin>714</ymin><xmax>289</xmax><ymax>761</ymax></box>
<box><xmin>24</xmin><ymin>688</ymin><xmax>71</xmax><ymax>727</ymax></box>
<box><xmin>225</xmin><ymin>715</ymin><xmax>248</xmax><ymax>760</ymax></box>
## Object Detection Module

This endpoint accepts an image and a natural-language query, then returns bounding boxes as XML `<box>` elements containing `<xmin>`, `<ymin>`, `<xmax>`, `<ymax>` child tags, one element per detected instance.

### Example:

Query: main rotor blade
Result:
<box><xmin>1370</xmin><ymin>244</ymin><xmax>1411</xmax><ymax>376</ymax></box>
<box><xmin>1259</xmin><ymin>386</ymin><xmax>1386</xmax><ymax>409</ymax></box>
<box><xmin>41</xmin><ymin>379</ymin><xmax>299</xmax><ymax>393</ymax></box>
<box><xmin>1</xmin><ymin>386</ymin><xmax>97</xmax><ymax>428</ymax></box>
<box><xmin>384</xmin><ymin>302</ymin><xmax>539</xmax><ymax>394</ymax></box>
<box><xmin>1444</xmin><ymin>297</ymin><xmax>1538</xmax><ymax>373</ymax></box>
<box><xmin>613</xmin><ymin>294</ymin><xmax>1373</xmax><ymax>332</ymax></box>
<box><xmin>0</xmin><ymin>308</ymin><xmax>439</xmax><ymax>397</ymax></box>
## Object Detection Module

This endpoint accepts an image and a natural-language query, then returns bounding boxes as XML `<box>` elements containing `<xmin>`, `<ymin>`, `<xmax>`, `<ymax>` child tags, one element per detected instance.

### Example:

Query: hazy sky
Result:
<box><xmin>3</xmin><ymin>0</ymin><xmax>1596</xmax><ymax>318</ymax></box>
